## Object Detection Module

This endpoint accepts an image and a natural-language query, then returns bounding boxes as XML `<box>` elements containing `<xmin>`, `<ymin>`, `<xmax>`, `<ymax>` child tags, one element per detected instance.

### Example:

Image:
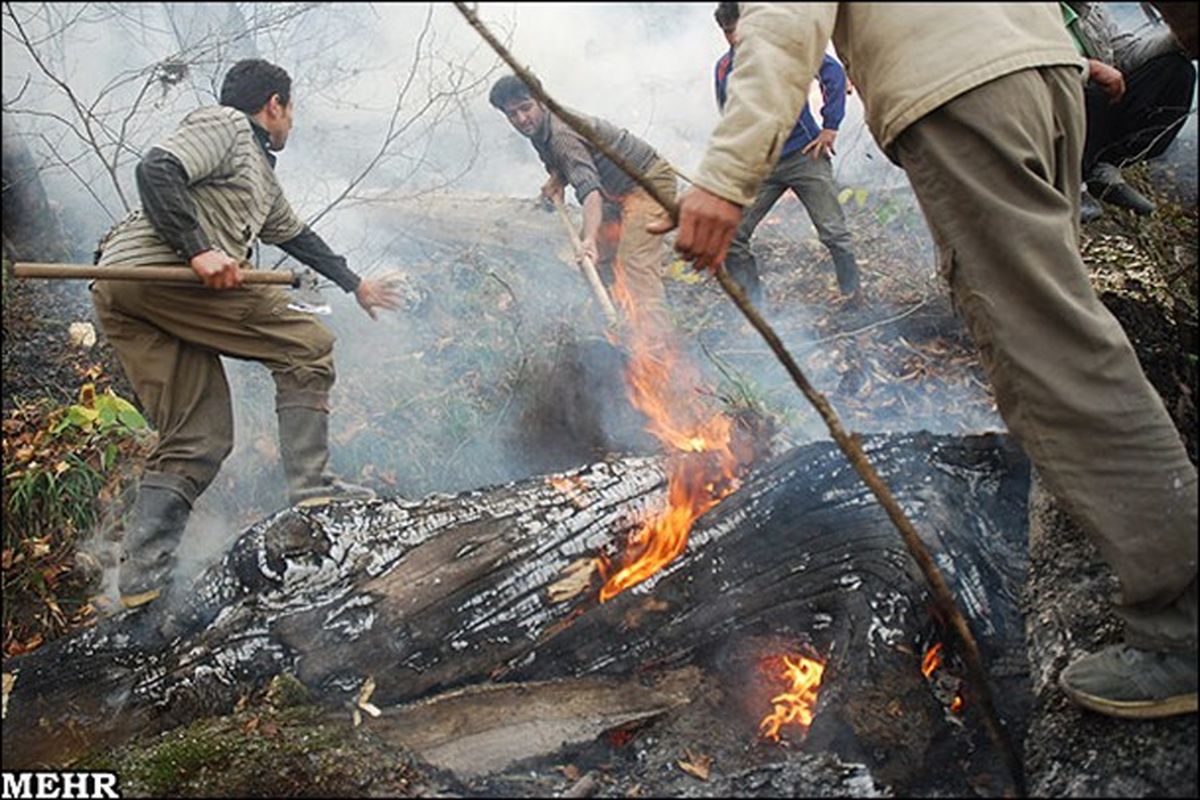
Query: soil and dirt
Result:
<box><xmin>2</xmin><ymin>158</ymin><xmax>1196</xmax><ymax>795</ymax></box>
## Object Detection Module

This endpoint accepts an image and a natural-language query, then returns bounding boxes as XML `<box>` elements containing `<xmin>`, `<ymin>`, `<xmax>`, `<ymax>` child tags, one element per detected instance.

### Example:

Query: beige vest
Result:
<box><xmin>696</xmin><ymin>2</ymin><xmax>1085</xmax><ymax>206</ymax></box>
<box><xmin>97</xmin><ymin>106</ymin><xmax>304</xmax><ymax>266</ymax></box>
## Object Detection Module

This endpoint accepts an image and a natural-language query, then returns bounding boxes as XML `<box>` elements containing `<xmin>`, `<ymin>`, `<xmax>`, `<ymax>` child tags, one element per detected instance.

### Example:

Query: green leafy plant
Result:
<box><xmin>2</xmin><ymin>384</ymin><xmax>152</xmax><ymax>654</ymax></box>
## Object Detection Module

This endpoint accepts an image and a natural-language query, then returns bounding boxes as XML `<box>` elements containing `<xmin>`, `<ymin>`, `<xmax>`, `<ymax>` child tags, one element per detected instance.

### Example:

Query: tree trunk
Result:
<box><xmin>1</xmin><ymin>102</ymin><xmax>71</xmax><ymax>263</ymax></box>
<box><xmin>2</xmin><ymin>431</ymin><xmax>1032</xmax><ymax>795</ymax></box>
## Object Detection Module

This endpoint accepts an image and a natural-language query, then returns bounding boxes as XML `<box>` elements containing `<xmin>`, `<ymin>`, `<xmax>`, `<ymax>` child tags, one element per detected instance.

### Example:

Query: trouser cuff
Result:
<box><xmin>140</xmin><ymin>471</ymin><xmax>197</xmax><ymax>508</ymax></box>
<box><xmin>276</xmin><ymin>389</ymin><xmax>331</xmax><ymax>412</ymax></box>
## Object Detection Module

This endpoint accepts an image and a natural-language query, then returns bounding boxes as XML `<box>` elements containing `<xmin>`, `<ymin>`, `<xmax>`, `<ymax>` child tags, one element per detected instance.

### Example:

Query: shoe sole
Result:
<box><xmin>1061</xmin><ymin>682</ymin><xmax>1198</xmax><ymax>719</ymax></box>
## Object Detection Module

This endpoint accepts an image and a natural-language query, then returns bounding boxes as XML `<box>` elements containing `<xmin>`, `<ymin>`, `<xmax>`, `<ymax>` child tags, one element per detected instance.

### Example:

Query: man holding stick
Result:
<box><xmin>488</xmin><ymin>74</ymin><xmax>677</xmax><ymax>340</ymax></box>
<box><xmin>662</xmin><ymin>3</ymin><xmax>1196</xmax><ymax>718</ymax></box>
<box><xmin>91</xmin><ymin>58</ymin><xmax>402</xmax><ymax>612</ymax></box>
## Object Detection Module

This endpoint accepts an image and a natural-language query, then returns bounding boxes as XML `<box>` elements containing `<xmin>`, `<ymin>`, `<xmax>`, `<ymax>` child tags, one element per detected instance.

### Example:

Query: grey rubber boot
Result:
<box><xmin>1080</xmin><ymin>189</ymin><xmax>1105</xmax><ymax>224</ymax></box>
<box><xmin>1059</xmin><ymin>643</ymin><xmax>1198</xmax><ymax>719</ymax></box>
<box><xmin>832</xmin><ymin>250</ymin><xmax>861</xmax><ymax>296</ymax></box>
<box><xmin>118</xmin><ymin>483</ymin><xmax>192</xmax><ymax>609</ymax></box>
<box><xmin>1087</xmin><ymin>162</ymin><xmax>1156</xmax><ymax>216</ymax></box>
<box><xmin>277</xmin><ymin>406</ymin><xmax>375</xmax><ymax>506</ymax></box>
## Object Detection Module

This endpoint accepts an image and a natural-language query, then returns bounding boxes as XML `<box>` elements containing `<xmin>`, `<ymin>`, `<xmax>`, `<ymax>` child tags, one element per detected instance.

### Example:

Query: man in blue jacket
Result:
<box><xmin>713</xmin><ymin>1</ymin><xmax>860</xmax><ymax>305</ymax></box>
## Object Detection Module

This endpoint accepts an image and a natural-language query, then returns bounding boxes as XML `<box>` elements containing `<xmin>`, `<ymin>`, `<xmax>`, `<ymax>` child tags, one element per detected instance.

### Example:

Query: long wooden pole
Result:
<box><xmin>454</xmin><ymin>4</ymin><xmax>1024</xmax><ymax>796</ymax></box>
<box><xmin>12</xmin><ymin>262</ymin><xmax>300</xmax><ymax>287</ymax></box>
<box><xmin>550</xmin><ymin>196</ymin><xmax>619</xmax><ymax>327</ymax></box>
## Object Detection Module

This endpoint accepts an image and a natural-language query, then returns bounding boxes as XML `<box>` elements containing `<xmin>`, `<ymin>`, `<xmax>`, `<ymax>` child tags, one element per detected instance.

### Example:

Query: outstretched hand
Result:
<box><xmin>646</xmin><ymin>186</ymin><xmax>742</xmax><ymax>273</ymax></box>
<box><xmin>354</xmin><ymin>273</ymin><xmax>407</xmax><ymax>320</ymax></box>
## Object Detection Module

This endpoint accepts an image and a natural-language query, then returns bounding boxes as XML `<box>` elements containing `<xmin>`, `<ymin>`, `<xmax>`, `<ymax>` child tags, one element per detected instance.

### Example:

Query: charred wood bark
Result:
<box><xmin>2</xmin><ymin>432</ymin><xmax>1031</xmax><ymax>794</ymax></box>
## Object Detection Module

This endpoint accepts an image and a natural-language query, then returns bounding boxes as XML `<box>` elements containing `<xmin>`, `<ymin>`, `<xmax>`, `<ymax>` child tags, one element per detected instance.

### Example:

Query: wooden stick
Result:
<box><xmin>12</xmin><ymin>262</ymin><xmax>300</xmax><ymax>288</ymax></box>
<box><xmin>550</xmin><ymin>196</ymin><xmax>619</xmax><ymax>327</ymax></box>
<box><xmin>453</xmin><ymin>4</ymin><xmax>1024</xmax><ymax>796</ymax></box>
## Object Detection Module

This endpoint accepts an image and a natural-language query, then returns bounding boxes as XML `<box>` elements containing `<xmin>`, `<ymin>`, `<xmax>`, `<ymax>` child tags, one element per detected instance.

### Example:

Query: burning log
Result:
<box><xmin>2</xmin><ymin>431</ymin><xmax>1032</xmax><ymax>795</ymax></box>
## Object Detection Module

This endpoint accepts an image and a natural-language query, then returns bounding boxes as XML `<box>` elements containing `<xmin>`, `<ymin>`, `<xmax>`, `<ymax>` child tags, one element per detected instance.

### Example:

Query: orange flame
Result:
<box><xmin>922</xmin><ymin>642</ymin><xmax>965</xmax><ymax>713</ymax></box>
<box><xmin>597</xmin><ymin>229</ymin><xmax>742</xmax><ymax>603</ymax></box>
<box><xmin>921</xmin><ymin>642</ymin><xmax>943</xmax><ymax>679</ymax></box>
<box><xmin>759</xmin><ymin>654</ymin><xmax>826</xmax><ymax>742</ymax></box>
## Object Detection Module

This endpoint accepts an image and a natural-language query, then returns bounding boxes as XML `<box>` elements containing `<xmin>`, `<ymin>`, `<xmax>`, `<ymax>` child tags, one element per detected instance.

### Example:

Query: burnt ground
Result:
<box><xmin>2</xmin><ymin>161</ymin><xmax>1197</xmax><ymax>795</ymax></box>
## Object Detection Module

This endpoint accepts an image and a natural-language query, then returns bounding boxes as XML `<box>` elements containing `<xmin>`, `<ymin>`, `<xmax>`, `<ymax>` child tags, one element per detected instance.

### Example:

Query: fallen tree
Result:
<box><xmin>2</xmin><ymin>431</ymin><xmax>1033</xmax><ymax>796</ymax></box>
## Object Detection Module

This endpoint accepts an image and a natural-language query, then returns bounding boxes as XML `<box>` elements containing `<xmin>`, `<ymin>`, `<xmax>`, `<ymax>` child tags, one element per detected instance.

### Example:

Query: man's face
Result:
<box><xmin>263</xmin><ymin>94</ymin><xmax>295</xmax><ymax>151</ymax></box>
<box><xmin>721</xmin><ymin>21</ymin><xmax>738</xmax><ymax>47</ymax></box>
<box><xmin>502</xmin><ymin>97</ymin><xmax>545</xmax><ymax>138</ymax></box>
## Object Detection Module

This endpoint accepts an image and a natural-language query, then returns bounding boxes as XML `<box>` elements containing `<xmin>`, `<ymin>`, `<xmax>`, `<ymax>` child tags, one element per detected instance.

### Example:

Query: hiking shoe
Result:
<box><xmin>1059</xmin><ymin>643</ymin><xmax>1198</xmax><ymax>719</ymax></box>
<box><xmin>295</xmin><ymin>479</ymin><xmax>377</xmax><ymax>508</ymax></box>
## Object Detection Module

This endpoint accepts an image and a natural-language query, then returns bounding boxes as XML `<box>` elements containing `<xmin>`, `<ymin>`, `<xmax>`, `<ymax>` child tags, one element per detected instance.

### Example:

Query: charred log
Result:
<box><xmin>2</xmin><ymin>431</ymin><xmax>1031</xmax><ymax>795</ymax></box>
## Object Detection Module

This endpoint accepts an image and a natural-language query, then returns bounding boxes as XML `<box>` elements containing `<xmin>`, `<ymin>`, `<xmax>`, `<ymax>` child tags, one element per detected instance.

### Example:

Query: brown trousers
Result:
<box><xmin>91</xmin><ymin>279</ymin><xmax>336</xmax><ymax>505</ymax></box>
<box><xmin>894</xmin><ymin>66</ymin><xmax>1197</xmax><ymax>651</ymax></box>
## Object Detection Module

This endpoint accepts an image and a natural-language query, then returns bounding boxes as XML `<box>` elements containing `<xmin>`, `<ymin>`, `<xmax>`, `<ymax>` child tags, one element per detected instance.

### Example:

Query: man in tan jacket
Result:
<box><xmin>658</xmin><ymin>3</ymin><xmax>1196</xmax><ymax>719</ymax></box>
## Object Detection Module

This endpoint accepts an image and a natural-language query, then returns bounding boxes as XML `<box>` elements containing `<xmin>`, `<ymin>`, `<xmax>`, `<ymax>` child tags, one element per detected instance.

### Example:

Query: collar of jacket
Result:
<box><xmin>248</xmin><ymin>118</ymin><xmax>277</xmax><ymax>169</ymax></box>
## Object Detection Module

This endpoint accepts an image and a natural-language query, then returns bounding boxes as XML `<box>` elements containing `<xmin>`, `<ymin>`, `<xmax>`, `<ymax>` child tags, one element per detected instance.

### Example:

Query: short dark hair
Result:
<box><xmin>219</xmin><ymin>59</ymin><xmax>291</xmax><ymax>114</ymax></box>
<box><xmin>715</xmin><ymin>2</ymin><xmax>739</xmax><ymax>28</ymax></box>
<box><xmin>488</xmin><ymin>74</ymin><xmax>538</xmax><ymax>111</ymax></box>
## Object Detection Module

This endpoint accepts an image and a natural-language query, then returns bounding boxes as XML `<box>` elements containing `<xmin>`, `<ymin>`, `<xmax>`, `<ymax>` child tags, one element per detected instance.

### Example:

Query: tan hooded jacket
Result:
<box><xmin>696</xmin><ymin>2</ymin><xmax>1085</xmax><ymax>206</ymax></box>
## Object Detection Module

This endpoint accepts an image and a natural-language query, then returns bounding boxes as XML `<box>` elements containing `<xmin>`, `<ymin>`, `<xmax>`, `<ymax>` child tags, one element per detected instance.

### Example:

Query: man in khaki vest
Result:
<box><xmin>92</xmin><ymin>59</ymin><xmax>402</xmax><ymax>614</ymax></box>
<box><xmin>657</xmin><ymin>3</ymin><xmax>1196</xmax><ymax>719</ymax></box>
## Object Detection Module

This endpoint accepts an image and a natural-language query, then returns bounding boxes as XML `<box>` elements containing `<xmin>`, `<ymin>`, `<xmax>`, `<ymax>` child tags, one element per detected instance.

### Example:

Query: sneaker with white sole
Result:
<box><xmin>1059</xmin><ymin>643</ymin><xmax>1198</xmax><ymax>719</ymax></box>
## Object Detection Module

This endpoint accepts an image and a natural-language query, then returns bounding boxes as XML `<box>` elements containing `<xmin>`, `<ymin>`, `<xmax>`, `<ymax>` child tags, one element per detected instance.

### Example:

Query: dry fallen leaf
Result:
<box><xmin>356</xmin><ymin>676</ymin><xmax>381</xmax><ymax>719</ymax></box>
<box><xmin>677</xmin><ymin>749</ymin><xmax>712</xmax><ymax>781</ymax></box>
<box><xmin>558</xmin><ymin>764</ymin><xmax>581</xmax><ymax>782</ymax></box>
<box><xmin>2</xmin><ymin>672</ymin><xmax>15</xmax><ymax>720</ymax></box>
<box><xmin>68</xmin><ymin>322</ymin><xmax>97</xmax><ymax>349</ymax></box>
<box><xmin>547</xmin><ymin>558</ymin><xmax>598</xmax><ymax>603</ymax></box>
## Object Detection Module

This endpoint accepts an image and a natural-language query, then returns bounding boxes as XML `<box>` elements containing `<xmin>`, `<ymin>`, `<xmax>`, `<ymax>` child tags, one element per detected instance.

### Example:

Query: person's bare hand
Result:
<box><xmin>647</xmin><ymin>186</ymin><xmax>742</xmax><ymax>273</ymax></box>
<box><xmin>1088</xmin><ymin>59</ymin><xmax>1126</xmax><ymax>102</ymax></box>
<box><xmin>190</xmin><ymin>249</ymin><xmax>243</xmax><ymax>289</ymax></box>
<box><xmin>354</xmin><ymin>274</ymin><xmax>406</xmax><ymax>321</ymax></box>
<box><xmin>802</xmin><ymin>128</ymin><xmax>838</xmax><ymax>159</ymax></box>
<box><xmin>540</xmin><ymin>173</ymin><xmax>565</xmax><ymax>207</ymax></box>
<box><xmin>578</xmin><ymin>236</ymin><xmax>599</xmax><ymax>266</ymax></box>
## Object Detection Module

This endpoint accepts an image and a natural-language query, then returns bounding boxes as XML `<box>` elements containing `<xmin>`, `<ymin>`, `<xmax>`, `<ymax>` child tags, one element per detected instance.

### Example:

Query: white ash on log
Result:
<box><xmin>1</xmin><ymin>431</ymin><xmax>1032</xmax><ymax>796</ymax></box>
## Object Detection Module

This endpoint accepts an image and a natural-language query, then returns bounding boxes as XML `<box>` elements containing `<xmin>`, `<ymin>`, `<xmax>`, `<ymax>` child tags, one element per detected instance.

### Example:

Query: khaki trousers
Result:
<box><xmin>91</xmin><ymin>279</ymin><xmax>336</xmax><ymax>504</ymax></box>
<box><xmin>894</xmin><ymin>65</ymin><xmax>1197</xmax><ymax>651</ymax></box>
<box><xmin>601</xmin><ymin>158</ymin><xmax>678</xmax><ymax>340</ymax></box>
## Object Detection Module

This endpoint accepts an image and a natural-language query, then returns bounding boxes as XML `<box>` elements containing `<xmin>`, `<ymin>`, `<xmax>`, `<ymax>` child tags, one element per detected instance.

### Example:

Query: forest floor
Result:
<box><xmin>2</xmin><ymin>162</ymin><xmax>1195</xmax><ymax>796</ymax></box>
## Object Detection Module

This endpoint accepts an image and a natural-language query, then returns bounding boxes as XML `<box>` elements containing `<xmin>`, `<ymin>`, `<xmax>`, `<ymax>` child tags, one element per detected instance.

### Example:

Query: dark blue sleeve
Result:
<box><xmin>714</xmin><ymin>52</ymin><xmax>730</xmax><ymax>111</ymax></box>
<box><xmin>817</xmin><ymin>54</ymin><xmax>847</xmax><ymax>131</ymax></box>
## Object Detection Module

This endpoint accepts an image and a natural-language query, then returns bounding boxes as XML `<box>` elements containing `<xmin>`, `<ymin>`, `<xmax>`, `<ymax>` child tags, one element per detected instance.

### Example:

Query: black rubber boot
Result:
<box><xmin>724</xmin><ymin>258</ymin><xmax>764</xmax><ymax>307</ymax></box>
<box><xmin>277</xmin><ymin>406</ymin><xmax>375</xmax><ymax>506</ymax></box>
<box><xmin>118</xmin><ymin>483</ymin><xmax>191</xmax><ymax>609</ymax></box>
<box><xmin>832</xmin><ymin>251</ymin><xmax>861</xmax><ymax>296</ymax></box>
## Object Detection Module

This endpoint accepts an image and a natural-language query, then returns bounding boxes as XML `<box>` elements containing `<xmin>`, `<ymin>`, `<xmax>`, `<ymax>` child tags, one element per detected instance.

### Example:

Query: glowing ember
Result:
<box><xmin>922</xmin><ymin>642</ymin><xmax>965</xmax><ymax>714</ymax></box>
<box><xmin>921</xmin><ymin>642</ymin><xmax>943</xmax><ymax>678</ymax></box>
<box><xmin>759</xmin><ymin>654</ymin><xmax>826</xmax><ymax>742</ymax></box>
<box><xmin>596</xmin><ymin>229</ymin><xmax>744</xmax><ymax>603</ymax></box>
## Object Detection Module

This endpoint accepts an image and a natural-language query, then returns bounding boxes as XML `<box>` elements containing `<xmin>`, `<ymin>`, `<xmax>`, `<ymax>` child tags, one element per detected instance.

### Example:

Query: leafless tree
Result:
<box><xmin>2</xmin><ymin>2</ymin><xmax>496</xmax><ymax>245</ymax></box>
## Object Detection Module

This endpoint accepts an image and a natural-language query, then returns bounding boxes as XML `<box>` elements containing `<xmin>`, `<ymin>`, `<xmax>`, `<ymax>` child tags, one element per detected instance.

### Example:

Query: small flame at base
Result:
<box><xmin>759</xmin><ymin>654</ymin><xmax>826</xmax><ymax>742</ymax></box>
